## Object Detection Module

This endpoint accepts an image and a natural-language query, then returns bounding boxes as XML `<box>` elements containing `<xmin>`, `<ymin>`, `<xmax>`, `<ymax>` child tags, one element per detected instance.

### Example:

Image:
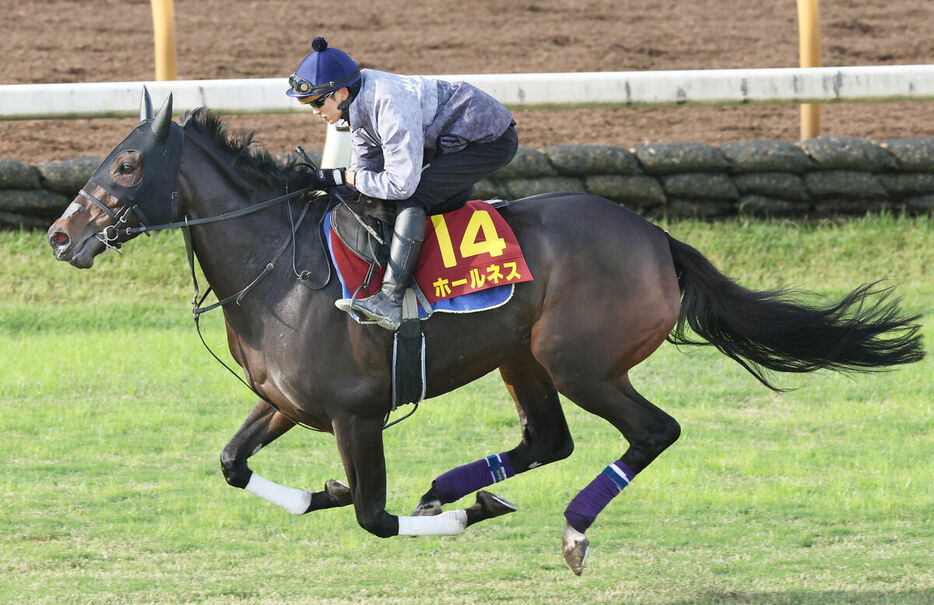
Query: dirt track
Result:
<box><xmin>2</xmin><ymin>0</ymin><xmax>933</xmax><ymax>164</ymax></box>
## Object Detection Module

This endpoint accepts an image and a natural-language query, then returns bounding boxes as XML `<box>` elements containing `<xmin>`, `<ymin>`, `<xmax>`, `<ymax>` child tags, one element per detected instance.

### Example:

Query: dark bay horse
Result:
<box><xmin>47</xmin><ymin>91</ymin><xmax>924</xmax><ymax>575</ymax></box>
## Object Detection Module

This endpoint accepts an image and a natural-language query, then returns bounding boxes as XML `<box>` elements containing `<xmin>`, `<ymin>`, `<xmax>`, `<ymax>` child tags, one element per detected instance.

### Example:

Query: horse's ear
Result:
<box><xmin>152</xmin><ymin>93</ymin><xmax>174</xmax><ymax>140</ymax></box>
<box><xmin>140</xmin><ymin>86</ymin><xmax>154</xmax><ymax>123</ymax></box>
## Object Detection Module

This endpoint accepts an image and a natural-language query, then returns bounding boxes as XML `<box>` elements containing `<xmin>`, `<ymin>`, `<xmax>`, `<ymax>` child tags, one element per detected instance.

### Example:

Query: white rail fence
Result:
<box><xmin>2</xmin><ymin>65</ymin><xmax>933</xmax><ymax>166</ymax></box>
<box><xmin>4</xmin><ymin>65</ymin><xmax>934</xmax><ymax>119</ymax></box>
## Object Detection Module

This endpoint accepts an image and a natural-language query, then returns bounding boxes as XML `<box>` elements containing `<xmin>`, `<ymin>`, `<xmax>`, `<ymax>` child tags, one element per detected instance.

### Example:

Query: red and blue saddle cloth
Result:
<box><xmin>324</xmin><ymin>200</ymin><xmax>533</xmax><ymax>322</ymax></box>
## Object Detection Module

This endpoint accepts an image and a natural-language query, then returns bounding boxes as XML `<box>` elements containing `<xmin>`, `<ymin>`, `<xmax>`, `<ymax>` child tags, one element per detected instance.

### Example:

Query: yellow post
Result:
<box><xmin>150</xmin><ymin>0</ymin><xmax>177</xmax><ymax>81</ymax></box>
<box><xmin>796</xmin><ymin>0</ymin><xmax>820</xmax><ymax>140</ymax></box>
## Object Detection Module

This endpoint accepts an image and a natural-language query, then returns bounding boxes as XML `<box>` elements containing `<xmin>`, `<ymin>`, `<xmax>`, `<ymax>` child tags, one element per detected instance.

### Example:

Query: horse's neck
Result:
<box><xmin>176</xmin><ymin>136</ymin><xmax>326</xmax><ymax>321</ymax></box>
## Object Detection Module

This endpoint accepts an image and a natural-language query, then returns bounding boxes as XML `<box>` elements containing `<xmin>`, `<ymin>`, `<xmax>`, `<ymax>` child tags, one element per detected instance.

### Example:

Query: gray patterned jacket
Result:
<box><xmin>347</xmin><ymin>69</ymin><xmax>513</xmax><ymax>200</ymax></box>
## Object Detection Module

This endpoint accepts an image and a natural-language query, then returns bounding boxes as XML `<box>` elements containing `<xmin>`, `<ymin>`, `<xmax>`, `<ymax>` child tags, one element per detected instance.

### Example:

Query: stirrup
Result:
<box><xmin>337</xmin><ymin>290</ymin><xmax>403</xmax><ymax>330</ymax></box>
<box><xmin>334</xmin><ymin>297</ymin><xmax>355</xmax><ymax>314</ymax></box>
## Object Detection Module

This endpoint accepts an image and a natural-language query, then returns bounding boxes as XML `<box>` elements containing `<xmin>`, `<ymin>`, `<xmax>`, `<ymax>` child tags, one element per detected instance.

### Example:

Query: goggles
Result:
<box><xmin>287</xmin><ymin>68</ymin><xmax>361</xmax><ymax>97</ymax></box>
<box><xmin>288</xmin><ymin>73</ymin><xmax>317</xmax><ymax>96</ymax></box>
<box><xmin>304</xmin><ymin>90</ymin><xmax>336</xmax><ymax>108</ymax></box>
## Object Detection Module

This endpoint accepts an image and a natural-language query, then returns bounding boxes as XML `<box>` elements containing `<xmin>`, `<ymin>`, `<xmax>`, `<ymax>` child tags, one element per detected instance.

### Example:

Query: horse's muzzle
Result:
<box><xmin>49</xmin><ymin>229</ymin><xmax>70</xmax><ymax>248</ymax></box>
<box><xmin>47</xmin><ymin>225</ymin><xmax>105</xmax><ymax>268</ymax></box>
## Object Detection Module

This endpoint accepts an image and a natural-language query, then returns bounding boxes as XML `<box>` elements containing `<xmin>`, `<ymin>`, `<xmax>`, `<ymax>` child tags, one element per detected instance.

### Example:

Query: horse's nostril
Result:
<box><xmin>50</xmin><ymin>231</ymin><xmax>70</xmax><ymax>247</ymax></box>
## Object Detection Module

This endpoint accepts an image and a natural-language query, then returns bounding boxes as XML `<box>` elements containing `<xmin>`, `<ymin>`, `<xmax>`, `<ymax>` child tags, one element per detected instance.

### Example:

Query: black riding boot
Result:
<box><xmin>335</xmin><ymin>202</ymin><xmax>426</xmax><ymax>330</ymax></box>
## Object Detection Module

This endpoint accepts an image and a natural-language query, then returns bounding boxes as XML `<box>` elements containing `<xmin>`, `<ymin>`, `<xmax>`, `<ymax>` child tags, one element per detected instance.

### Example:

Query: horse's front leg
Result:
<box><xmin>221</xmin><ymin>398</ymin><xmax>352</xmax><ymax>514</ymax></box>
<box><xmin>332</xmin><ymin>413</ymin><xmax>468</xmax><ymax>537</ymax></box>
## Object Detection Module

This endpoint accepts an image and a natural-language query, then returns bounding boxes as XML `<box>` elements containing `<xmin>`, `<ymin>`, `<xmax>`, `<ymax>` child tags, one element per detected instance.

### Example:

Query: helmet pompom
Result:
<box><xmin>311</xmin><ymin>37</ymin><xmax>328</xmax><ymax>52</ymax></box>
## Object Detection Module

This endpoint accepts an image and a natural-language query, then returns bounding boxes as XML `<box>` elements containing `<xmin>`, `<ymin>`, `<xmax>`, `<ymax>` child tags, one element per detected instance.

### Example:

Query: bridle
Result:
<box><xmin>78</xmin><ymin>186</ymin><xmax>159</xmax><ymax>255</ymax></box>
<box><xmin>85</xmin><ymin>128</ymin><xmax>332</xmax><ymax>297</ymax></box>
<box><xmin>95</xmin><ymin>142</ymin><xmax>338</xmax><ymax>312</ymax></box>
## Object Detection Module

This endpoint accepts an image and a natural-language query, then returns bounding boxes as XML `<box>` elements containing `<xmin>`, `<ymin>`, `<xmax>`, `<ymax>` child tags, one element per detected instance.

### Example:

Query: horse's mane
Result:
<box><xmin>181</xmin><ymin>107</ymin><xmax>311</xmax><ymax>190</ymax></box>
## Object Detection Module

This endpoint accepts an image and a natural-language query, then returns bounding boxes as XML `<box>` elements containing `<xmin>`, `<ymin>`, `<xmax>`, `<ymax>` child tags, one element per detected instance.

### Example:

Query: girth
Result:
<box><xmin>331</xmin><ymin>195</ymin><xmax>395</xmax><ymax>266</ymax></box>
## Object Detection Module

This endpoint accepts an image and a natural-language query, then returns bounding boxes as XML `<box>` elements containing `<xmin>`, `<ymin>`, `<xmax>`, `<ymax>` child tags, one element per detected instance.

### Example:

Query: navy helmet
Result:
<box><xmin>286</xmin><ymin>37</ymin><xmax>361</xmax><ymax>98</ymax></box>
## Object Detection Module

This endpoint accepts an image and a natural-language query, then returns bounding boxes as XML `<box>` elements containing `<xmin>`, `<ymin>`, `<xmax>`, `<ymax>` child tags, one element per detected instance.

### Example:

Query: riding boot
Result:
<box><xmin>335</xmin><ymin>202</ymin><xmax>426</xmax><ymax>331</ymax></box>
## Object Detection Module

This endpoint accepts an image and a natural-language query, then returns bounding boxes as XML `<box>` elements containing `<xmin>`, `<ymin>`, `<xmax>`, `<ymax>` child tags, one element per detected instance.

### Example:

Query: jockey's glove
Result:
<box><xmin>313</xmin><ymin>168</ymin><xmax>346</xmax><ymax>189</ymax></box>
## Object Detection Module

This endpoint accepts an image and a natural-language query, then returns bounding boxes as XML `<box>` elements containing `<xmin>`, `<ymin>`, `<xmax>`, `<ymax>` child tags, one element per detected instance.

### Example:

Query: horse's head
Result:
<box><xmin>48</xmin><ymin>87</ymin><xmax>184</xmax><ymax>268</ymax></box>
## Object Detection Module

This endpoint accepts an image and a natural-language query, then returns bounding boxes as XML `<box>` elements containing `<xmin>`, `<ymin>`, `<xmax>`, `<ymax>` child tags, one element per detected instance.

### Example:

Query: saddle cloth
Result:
<box><xmin>324</xmin><ymin>199</ymin><xmax>533</xmax><ymax>322</ymax></box>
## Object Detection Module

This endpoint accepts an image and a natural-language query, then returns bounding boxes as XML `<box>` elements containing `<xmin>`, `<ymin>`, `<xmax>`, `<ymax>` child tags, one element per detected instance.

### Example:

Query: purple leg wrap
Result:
<box><xmin>433</xmin><ymin>452</ymin><xmax>516</xmax><ymax>504</ymax></box>
<box><xmin>564</xmin><ymin>460</ymin><xmax>636</xmax><ymax>533</ymax></box>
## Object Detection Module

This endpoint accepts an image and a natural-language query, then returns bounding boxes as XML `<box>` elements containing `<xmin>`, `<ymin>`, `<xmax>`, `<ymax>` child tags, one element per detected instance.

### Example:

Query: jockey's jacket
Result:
<box><xmin>347</xmin><ymin>69</ymin><xmax>514</xmax><ymax>201</ymax></box>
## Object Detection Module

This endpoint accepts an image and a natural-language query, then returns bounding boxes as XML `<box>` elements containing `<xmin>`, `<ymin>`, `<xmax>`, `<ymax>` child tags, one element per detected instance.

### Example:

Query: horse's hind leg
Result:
<box><xmin>220</xmin><ymin>399</ymin><xmax>352</xmax><ymax>514</ymax></box>
<box><xmin>557</xmin><ymin>376</ymin><xmax>680</xmax><ymax>574</ymax></box>
<box><xmin>412</xmin><ymin>351</ymin><xmax>573</xmax><ymax>525</ymax></box>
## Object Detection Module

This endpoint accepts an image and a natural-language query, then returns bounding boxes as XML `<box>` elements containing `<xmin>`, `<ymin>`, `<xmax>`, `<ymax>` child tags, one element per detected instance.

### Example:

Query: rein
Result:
<box><xmin>185</xmin><ymin>194</ymin><xmax>328</xmax><ymax>318</ymax></box>
<box><xmin>121</xmin><ymin>185</ymin><xmax>316</xmax><ymax>236</ymax></box>
<box><xmin>89</xmin><ymin>173</ymin><xmax>335</xmax><ymax>432</ymax></box>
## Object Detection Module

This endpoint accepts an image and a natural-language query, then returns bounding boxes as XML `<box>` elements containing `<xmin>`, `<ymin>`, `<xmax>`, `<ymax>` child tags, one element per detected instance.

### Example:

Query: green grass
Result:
<box><xmin>1</xmin><ymin>215</ymin><xmax>932</xmax><ymax>604</ymax></box>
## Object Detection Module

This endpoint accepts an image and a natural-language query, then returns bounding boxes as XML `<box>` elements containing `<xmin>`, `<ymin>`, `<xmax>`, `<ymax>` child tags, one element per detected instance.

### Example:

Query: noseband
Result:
<box><xmin>79</xmin><ymin>186</ymin><xmax>168</xmax><ymax>254</ymax></box>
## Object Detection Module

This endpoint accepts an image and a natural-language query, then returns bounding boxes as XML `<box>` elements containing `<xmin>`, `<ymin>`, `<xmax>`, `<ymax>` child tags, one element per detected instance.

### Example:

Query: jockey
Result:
<box><xmin>287</xmin><ymin>36</ymin><xmax>518</xmax><ymax>331</ymax></box>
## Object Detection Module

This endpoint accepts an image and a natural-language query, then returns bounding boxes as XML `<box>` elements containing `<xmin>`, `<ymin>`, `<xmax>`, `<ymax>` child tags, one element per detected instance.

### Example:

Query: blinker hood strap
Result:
<box><xmin>86</xmin><ymin>120</ymin><xmax>184</xmax><ymax>227</ymax></box>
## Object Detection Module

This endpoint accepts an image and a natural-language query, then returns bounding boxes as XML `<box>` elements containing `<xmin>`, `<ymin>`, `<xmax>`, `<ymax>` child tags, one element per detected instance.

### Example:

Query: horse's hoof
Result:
<box><xmin>411</xmin><ymin>499</ymin><xmax>442</xmax><ymax>516</ymax></box>
<box><xmin>325</xmin><ymin>479</ymin><xmax>352</xmax><ymax>506</ymax></box>
<box><xmin>562</xmin><ymin>523</ymin><xmax>590</xmax><ymax>576</ymax></box>
<box><xmin>476</xmin><ymin>490</ymin><xmax>517</xmax><ymax>518</ymax></box>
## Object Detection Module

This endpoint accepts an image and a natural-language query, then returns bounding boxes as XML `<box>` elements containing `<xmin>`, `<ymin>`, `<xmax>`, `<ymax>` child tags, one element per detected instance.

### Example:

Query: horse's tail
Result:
<box><xmin>665</xmin><ymin>234</ymin><xmax>925</xmax><ymax>391</ymax></box>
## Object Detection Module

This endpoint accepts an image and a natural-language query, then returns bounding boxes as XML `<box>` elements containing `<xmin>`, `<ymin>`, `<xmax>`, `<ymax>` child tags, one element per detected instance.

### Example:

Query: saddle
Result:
<box><xmin>330</xmin><ymin>195</ymin><xmax>395</xmax><ymax>267</ymax></box>
<box><xmin>331</xmin><ymin>195</ymin><xmax>513</xmax><ymax>268</ymax></box>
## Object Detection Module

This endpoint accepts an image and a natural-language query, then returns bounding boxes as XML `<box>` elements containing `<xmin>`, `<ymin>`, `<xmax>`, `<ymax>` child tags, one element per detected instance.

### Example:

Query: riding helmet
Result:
<box><xmin>286</xmin><ymin>36</ymin><xmax>361</xmax><ymax>98</ymax></box>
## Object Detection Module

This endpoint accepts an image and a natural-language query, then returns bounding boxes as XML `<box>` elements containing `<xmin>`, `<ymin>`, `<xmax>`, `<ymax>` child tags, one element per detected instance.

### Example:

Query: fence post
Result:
<box><xmin>796</xmin><ymin>0</ymin><xmax>821</xmax><ymax>140</ymax></box>
<box><xmin>150</xmin><ymin>0</ymin><xmax>177</xmax><ymax>81</ymax></box>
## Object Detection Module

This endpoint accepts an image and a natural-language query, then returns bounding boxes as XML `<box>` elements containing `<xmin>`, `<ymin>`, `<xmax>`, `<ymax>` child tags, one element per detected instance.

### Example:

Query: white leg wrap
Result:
<box><xmin>397</xmin><ymin>510</ymin><xmax>468</xmax><ymax>536</ymax></box>
<box><xmin>244</xmin><ymin>473</ymin><xmax>312</xmax><ymax>516</ymax></box>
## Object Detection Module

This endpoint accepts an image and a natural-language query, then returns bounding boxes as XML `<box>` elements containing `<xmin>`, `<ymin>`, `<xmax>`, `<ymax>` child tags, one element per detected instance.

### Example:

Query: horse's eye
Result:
<box><xmin>119</xmin><ymin>162</ymin><xmax>135</xmax><ymax>174</ymax></box>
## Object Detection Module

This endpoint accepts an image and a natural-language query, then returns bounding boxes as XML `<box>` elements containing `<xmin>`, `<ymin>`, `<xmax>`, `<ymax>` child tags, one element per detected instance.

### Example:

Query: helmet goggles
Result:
<box><xmin>287</xmin><ymin>68</ymin><xmax>361</xmax><ymax>98</ymax></box>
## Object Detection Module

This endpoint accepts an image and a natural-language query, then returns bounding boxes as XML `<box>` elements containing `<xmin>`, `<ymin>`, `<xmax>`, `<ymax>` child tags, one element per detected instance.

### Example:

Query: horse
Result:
<box><xmin>46</xmin><ymin>90</ymin><xmax>924</xmax><ymax>575</ymax></box>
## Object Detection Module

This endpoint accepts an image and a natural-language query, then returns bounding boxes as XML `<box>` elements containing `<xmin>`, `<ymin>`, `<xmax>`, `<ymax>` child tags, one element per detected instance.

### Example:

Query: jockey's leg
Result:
<box><xmin>416</xmin><ymin>124</ymin><xmax>519</xmax><ymax>214</ymax></box>
<box><xmin>337</xmin><ymin>199</ymin><xmax>425</xmax><ymax>330</ymax></box>
<box><xmin>334</xmin><ymin>125</ymin><xmax>518</xmax><ymax>329</ymax></box>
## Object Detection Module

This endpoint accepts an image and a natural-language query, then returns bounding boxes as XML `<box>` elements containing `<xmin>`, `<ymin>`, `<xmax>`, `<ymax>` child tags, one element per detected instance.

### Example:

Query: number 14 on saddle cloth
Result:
<box><xmin>326</xmin><ymin>200</ymin><xmax>534</xmax><ymax>319</ymax></box>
